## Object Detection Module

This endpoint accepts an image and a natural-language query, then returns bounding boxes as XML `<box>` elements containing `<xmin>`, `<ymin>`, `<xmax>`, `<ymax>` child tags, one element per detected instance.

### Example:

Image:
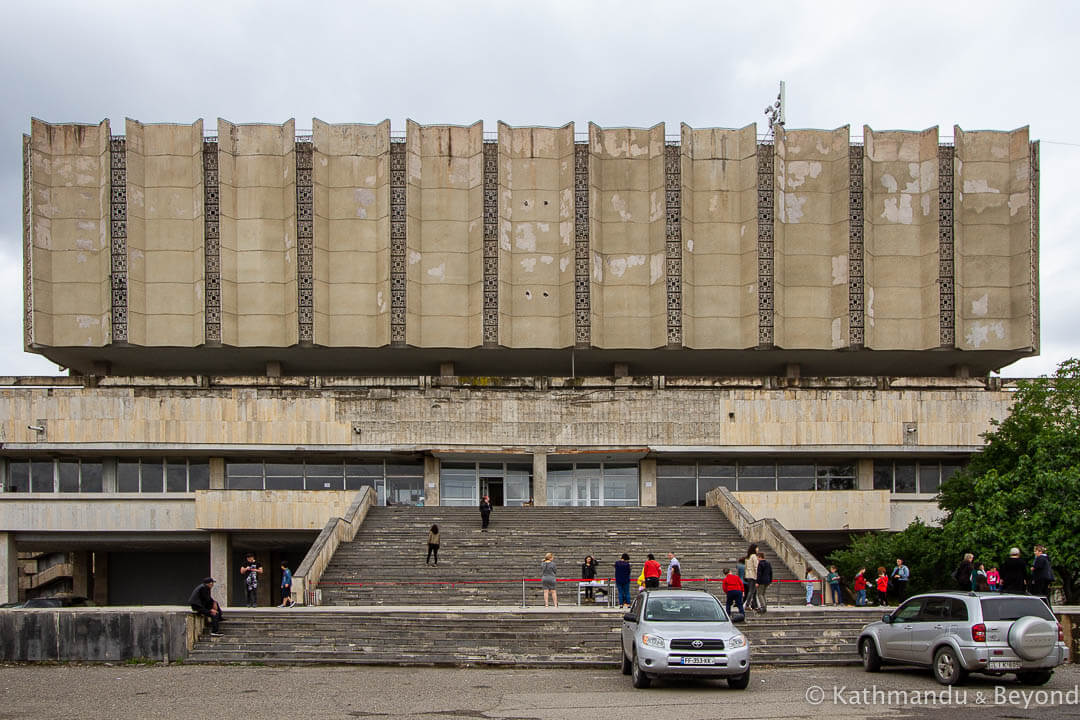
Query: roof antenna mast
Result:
<box><xmin>764</xmin><ymin>81</ymin><xmax>786</xmax><ymax>137</ymax></box>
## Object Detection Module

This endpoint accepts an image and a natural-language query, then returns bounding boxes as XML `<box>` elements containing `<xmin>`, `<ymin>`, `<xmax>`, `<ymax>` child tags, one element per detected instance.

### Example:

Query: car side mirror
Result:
<box><xmin>882</xmin><ymin>614</ymin><xmax>892</xmax><ymax>623</ymax></box>
<box><xmin>623</xmin><ymin>613</ymin><xmax>637</xmax><ymax>623</ymax></box>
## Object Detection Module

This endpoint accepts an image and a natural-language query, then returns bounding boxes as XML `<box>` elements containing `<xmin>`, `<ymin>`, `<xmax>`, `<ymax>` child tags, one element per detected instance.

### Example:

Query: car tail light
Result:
<box><xmin>1059</xmin><ymin>623</ymin><xmax>1065</xmax><ymax>643</ymax></box>
<box><xmin>971</xmin><ymin>623</ymin><xmax>986</xmax><ymax>642</ymax></box>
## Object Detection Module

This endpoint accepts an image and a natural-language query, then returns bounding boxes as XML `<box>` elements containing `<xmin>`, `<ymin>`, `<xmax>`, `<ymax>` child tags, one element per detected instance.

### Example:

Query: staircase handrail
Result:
<box><xmin>293</xmin><ymin>486</ymin><xmax>375</xmax><ymax>605</ymax></box>
<box><xmin>705</xmin><ymin>486</ymin><xmax>833</xmax><ymax>604</ymax></box>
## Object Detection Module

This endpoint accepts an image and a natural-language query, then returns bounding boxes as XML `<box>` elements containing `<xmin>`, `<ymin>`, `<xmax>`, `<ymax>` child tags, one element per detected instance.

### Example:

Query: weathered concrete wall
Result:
<box><xmin>733</xmin><ymin>489</ymin><xmax>890</xmax><ymax>531</ymax></box>
<box><xmin>497</xmin><ymin>123</ymin><xmax>576</xmax><ymax>348</ymax></box>
<box><xmin>955</xmin><ymin>126</ymin><xmax>1036</xmax><ymax>352</ymax></box>
<box><xmin>194</xmin><ymin>490</ymin><xmax>356</xmax><ymax>530</ymax></box>
<box><xmin>889</xmin><ymin>497</ymin><xmax>948</xmax><ymax>531</ymax></box>
<box><xmin>773</xmin><ymin>126</ymin><xmax>851</xmax><ymax>349</ymax></box>
<box><xmin>864</xmin><ymin>127</ymin><xmax>940</xmax><ymax>350</ymax></box>
<box><xmin>125</xmin><ymin>120</ymin><xmax>205</xmax><ymax>346</ymax></box>
<box><xmin>25</xmin><ymin>119</ymin><xmax>112</xmax><ymax>348</ymax></box>
<box><xmin>405</xmin><ymin>121</ymin><xmax>484</xmax><ymax>348</ymax></box>
<box><xmin>312</xmin><ymin>119</ymin><xmax>390</xmax><ymax>347</ymax></box>
<box><xmin>217</xmin><ymin>119</ymin><xmax>298</xmax><ymax>346</ymax></box>
<box><xmin>588</xmin><ymin>124</ymin><xmax>667</xmax><ymax>349</ymax></box>
<box><xmin>0</xmin><ymin>495</ymin><xmax>195</xmax><ymax>532</ymax></box>
<box><xmin>681</xmin><ymin>124</ymin><xmax>758</xmax><ymax>349</ymax></box>
<box><xmin>0</xmin><ymin>377</ymin><xmax>1012</xmax><ymax>450</ymax></box>
<box><xmin>0</xmin><ymin>608</ymin><xmax>195</xmax><ymax>662</ymax></box>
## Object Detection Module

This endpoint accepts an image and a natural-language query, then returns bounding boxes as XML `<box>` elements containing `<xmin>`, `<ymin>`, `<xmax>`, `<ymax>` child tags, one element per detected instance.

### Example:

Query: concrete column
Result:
<box><xmin>423</xmin><ymin>455</ymin><xmax>441</xmax><ymax>506</ymax></box>
<box><xmin>209</xmin><ymin>532</ymin><xmax>231</xmax><ymax>608</ymax></box>
<box><xmin>71</xmin><ymin>551</ymin><xmax>90</xmax><ymax>598</ymax></box>
<box><xmin>532</xmin><ymin>451</ymin><xmax>547</xmax><ymax>506</ymax></box>
<box><xmin>857</xmin><ymin>459</ymin><xmax>875</xmax><ymax>490</ymax></box>
<box><xmin>639</xmin><ymin>458</ymin><xmax>657</xmax><ymax>506</ymax></box>
<box><xmin>0</xmin><ymin>533</ymin><xmax>17</xmax><ymax>605</ymax></box>
<box><xmin>92</xmin><ymin>552</ymin><xmax>109</xmax><ymax>605</ymax></box>
<box><xmin>209</xmin><ymin>458</ymin><xmax>225</xmax><ymax>490</ymax></box>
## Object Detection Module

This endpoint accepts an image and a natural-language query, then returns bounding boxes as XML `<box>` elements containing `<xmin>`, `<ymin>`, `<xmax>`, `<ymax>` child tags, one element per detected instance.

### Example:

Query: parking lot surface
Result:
<box><xmin>2</xmin><ymin>663</ymin><xmax>1080</xmax><ymax>720</ymax></box>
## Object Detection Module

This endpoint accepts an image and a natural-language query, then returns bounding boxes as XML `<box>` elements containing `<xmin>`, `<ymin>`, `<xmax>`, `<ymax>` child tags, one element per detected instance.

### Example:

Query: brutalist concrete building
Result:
<box><xmin>0</xmin><ymin>117</ymin><xmax>1037</xmax><ymax>605</ymax></box>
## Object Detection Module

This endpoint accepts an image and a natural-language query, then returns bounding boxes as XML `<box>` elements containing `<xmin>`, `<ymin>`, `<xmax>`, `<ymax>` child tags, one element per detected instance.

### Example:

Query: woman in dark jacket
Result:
<box><xmin>953</xmin><ymin>552</ymin><xmax>975</xmax><ymax>590</ymax></box>
<box><xmin>999</xmin><ymin>547</ymin><xmax>1029</xmax><ymax>594</ymax></box>
<box><xmin>581</xmin><ymin>556</ymin><xmax>598</xmax><ymax>600</ymax></box>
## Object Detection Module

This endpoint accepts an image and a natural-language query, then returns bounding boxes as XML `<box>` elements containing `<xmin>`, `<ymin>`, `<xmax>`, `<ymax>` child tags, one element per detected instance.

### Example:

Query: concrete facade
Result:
<box><xmin>22</xmin><ymin>119</ymin><xmax>1038</xmax><ymax>377</ymax></box>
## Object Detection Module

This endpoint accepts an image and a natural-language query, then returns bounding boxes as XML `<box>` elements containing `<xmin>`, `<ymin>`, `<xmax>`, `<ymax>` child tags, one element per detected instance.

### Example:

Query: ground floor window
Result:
<box><xmin>656</xmin><ymin>460</ymin><xmax>857</xmax><ymax>505</ymax></box>
<box><xmin>440</xmin><ymin>462</ymin><xmax>532</xmax><ymax>506</ymax></box>
<box><xmin>546</xmin><ymin>462</ymin><xmax>638</xmax><ymax>506</ymax></box>
<box><xmin>873</xmin><ymin>459</ymin><xmax>962</xmax><ymax>495</ymax></box>
<box><xmin>224</xmin><ymin>459</ymin><xmax>423</xmax><ymax>503</ymax></box>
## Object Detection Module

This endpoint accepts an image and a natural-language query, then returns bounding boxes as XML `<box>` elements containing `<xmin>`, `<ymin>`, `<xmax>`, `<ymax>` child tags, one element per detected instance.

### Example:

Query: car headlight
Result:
<box><xmin>642</xmin><ymin>634</ymin><xmax>666</xmax><ymax>649</ymax></box>
<box><xmin>727</xmin><ymin>634</ymin><xmax>748</xmax><ymax>649</ymax></box>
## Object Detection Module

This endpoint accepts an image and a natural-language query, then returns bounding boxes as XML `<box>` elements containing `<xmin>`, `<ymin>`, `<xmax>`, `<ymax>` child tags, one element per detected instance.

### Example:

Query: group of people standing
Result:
<box><xmin>951</xmin><ymin>545</ymin><xmax>1055</xmax><ymax>606</ymax></box>
<box><xmin>537</xmin><ymin>551</ymin><xmax>691</xmax><ymax>609</ymax></box>
<box><xmin>719</xmin><ymin>544</ymin><xmax>774</xmax><ymax>617</ymax></box>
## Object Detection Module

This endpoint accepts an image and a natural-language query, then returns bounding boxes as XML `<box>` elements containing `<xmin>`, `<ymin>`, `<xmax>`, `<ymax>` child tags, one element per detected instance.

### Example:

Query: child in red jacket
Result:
<box><xmin>875</xmin><ymin>567</ymin><xmax>889</xmax><ymax>606</ymax></box>
<box><xmin>722</xmin><ymin>567</ymin><xmax>746</xmax><ymax>618</ymax></box>
<box><xmin>853</xmin><ymin>567</ymin><xmax>868</xmax><ymax>606</ymax></box>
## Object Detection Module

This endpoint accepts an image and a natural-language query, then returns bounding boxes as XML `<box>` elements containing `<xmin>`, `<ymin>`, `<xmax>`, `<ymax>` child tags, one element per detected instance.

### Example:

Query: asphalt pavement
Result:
<box><xmin>2</xmin><ymin>662</ymin><xmax>1080</xmax><ymax>720</ymax></box>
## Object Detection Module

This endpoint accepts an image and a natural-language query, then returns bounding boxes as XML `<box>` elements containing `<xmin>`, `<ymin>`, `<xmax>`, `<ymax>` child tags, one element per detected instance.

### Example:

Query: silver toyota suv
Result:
<box><xmin>620</xmin><ymin>590</ymin><xmax>750</xmax><ymax>689</ymax></box>
<box><xmin>858</xmin><ymin>592</ymin><xmax>1068</xmax><ymax>685</ymax></box>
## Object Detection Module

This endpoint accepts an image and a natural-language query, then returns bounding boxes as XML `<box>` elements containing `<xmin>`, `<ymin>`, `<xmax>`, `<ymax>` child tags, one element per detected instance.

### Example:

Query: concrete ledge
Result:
<box><xmin>0</xmin><ymin>607</ymin><xmax>197</xmax><ymax>662</ymax></box>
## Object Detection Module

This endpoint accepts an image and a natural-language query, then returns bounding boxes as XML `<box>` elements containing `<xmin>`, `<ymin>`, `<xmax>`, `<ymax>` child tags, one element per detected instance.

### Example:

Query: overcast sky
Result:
<box><xmin>2</xmin><ymin>1</ymin><xmax>1076</xmax><ymax>377</ymax></box>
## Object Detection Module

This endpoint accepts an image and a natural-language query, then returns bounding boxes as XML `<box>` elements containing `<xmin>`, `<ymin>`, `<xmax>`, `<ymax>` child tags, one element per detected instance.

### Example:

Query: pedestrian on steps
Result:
<box><xmin>666</xmin><ymin>552</ymin><xmax>681</xmax><ymax>589</ymax></box>
<box><xmin>744</xmin><ymin>544</ymin><xmax>759</xmax><ymax>611</ymax></box>
<box><xmin>426</xmin><ymin>524</ymin><xmax>440</xmax><ymax>566</ymax></box>
<box><xmin>240</xmin><ymin>552</ymin><xmax>262</xmax><ymax>607</ymax></box>
<box><xmin>479</xmin><ymin>495</ymin><xmax>492</xmax><ymax>531</ymax></box>
<box><xmin>279</xmin><ymin>560</ymin><xmax>295</xmax><ymax>607</ymax></box>
<box><xmin>614</xmin><ymin>553</ymin><xmax>632</xmax><ymax>608</ymax></box>
<box><xmin>541</xmin><ymin>552</ymin><xmax>558</xmax><ymax>607</ymax></box>
<box><xmin>581</xmin><ymin>555</ymin><xmax>598</xmax><ymax>600</ymax></box>
<box><xmin>755</xmin><ymin>551</ymin><xmax>773</xmax><ymax>613</ymax></box>
<box><xmin>643</xmin><ymin>554</ymin><xmax>662</xmax><ymax>589</ymax></box>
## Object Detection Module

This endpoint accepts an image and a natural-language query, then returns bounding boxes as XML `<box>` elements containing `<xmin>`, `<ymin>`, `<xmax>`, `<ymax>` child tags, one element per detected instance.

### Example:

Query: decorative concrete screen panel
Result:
<box><xmin>25</xmin><ymin>119</ymin><xmax>111</xmax><ymax>348</ymax></box>
<box><xmin>311</xmin><ymin>119</ymin><xmax>390</xmax><ymax>347</ymax></box>
<box><xmin>680</xmin><ymin>124</ymin><xmax>758</xmax><ymax>349</ymax></box>
<box><xmin>404</xmin><ymin>121</ymin><xmax>484</xmax><ymax>348</ymax></box>
<box><xmin>773</xmin><ymin>127</ymin><xmax>850</xmax><ymax>349</ymax></box>
<box><xmin>864</xmin><ymin>127</ymin><xmax>940</xmax><ymax>350</ymax></box>
<box><xmin>124</xmin><ymin>119</ymin><xmax>205</xmax><ymax>346</ymax></box>
<box><xmin>588</xmin><ymin>123</ymin><xmax>667</xmax><ymax>349</ymax></box>
<box><xmin>497</xmin><ymin>122</ymin><xmax>575</xmax><ymax>348</ymax></box>
<box><xmin>954</xmin><ymin>126</ymin><xmax>1035</xmax><ymax>351</ymax></box>
<box><xmin>217</xmin><ymin>119</ymin><xmax>298</xmax><ymax>347</ymax></box>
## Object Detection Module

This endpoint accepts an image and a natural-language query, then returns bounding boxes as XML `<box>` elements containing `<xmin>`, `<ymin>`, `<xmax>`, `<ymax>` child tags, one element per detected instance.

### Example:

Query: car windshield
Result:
<box><xmin>980</xmin><ymin>597</ymin><xmax>1055</xmax><ymax>622</ymax></box>
<box><xmin>644</xmin><ymin>597</ymin><xmax>728</xmax><ymax>622</ymax></box>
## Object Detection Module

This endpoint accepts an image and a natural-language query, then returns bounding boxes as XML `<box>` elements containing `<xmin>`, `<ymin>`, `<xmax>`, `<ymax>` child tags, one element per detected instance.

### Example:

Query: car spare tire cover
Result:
<box><xmin>1008</xmin><ymin>616</ymin><xmax>1057</xmax><ymax>661</ymax></box>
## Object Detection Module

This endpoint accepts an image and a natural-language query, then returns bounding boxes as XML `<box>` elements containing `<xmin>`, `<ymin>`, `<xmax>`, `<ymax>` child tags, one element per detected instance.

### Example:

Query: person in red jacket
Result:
<box><xmin>643</xmin><ymin>554</ymin><xmax>662</xmax><ymax>589</ymax></box>
<box><xmin>875</xmin><ymin>567</ymin><xmax>889</xmax><ymax>606</ymax></box>
<box><xmin>853</xmin><ymin>567</ymin><xmax>868</xmax><ymax>606</ymax></box>
<box><xmin>721</xmin><ymin>567</ymin><xmax>745</xmax><ymax>618</ymax></box>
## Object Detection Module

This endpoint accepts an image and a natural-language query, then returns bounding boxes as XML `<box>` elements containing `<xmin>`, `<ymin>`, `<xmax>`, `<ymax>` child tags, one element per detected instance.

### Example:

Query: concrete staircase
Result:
<box><xmin>186</xmin><ymin>607</ymin><xmax>872</xmax><ymax>667</ymax></box>
<box><xmin>317</xmin><ymin>507</ymin><xmax>805</xmax><ymax>606</ymax></box>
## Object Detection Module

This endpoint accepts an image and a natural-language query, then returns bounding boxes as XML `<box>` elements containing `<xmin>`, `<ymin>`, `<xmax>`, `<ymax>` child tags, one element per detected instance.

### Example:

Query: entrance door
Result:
<box><xmin>481</xmin><ymin>477</ymin><xmax>504</xmax><ymax>506</ymax></box>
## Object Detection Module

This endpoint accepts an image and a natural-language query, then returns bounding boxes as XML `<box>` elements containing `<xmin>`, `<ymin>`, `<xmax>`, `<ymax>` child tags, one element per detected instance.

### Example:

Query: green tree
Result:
<box><xmin>835</xmin><ymin>358</ymin><xmax>1080</xmax><ymax>603</ymax></box>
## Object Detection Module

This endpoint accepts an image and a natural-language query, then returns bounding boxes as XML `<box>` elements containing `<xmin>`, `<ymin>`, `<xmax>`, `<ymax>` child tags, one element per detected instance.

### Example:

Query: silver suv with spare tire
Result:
<box><xmin>858</xmin><ymin>591</ymin><xmax>1068</xmax><ymax>685</ymax></box>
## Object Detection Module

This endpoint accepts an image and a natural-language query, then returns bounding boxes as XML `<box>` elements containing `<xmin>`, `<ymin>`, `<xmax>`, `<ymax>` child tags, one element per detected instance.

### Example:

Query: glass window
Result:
<box><xmin>873</xmin><ymin>461</ymin><xmax>893</xmax><ymax>491</ymax></box>
<box><xmin>306</xmin><ymin>474</ymin><xmax>344</xmax><ymax>490</ymax></box>
<box><xmin>440</xmin><ymin>468</ymin><xmax>477</xmax><ymax>507</ymax></box>
<box><xmin>7</xmin><ymin>461</ymin><xmax>29</xmax><ymax>492</ymax></box>
<box><xmin>656</xmin><ymin>464</ymin><xmax>695</xmax><ymax>478</ymax></box>
<box><xmin>603</xmin><ymin>465</ymin><xmax>638</xmax><ymax>506</ymax></box>
<box><xmin>658</xmin><ymin>475</ymin><xmax>696</xmax><ymax>506</ymax></box>
<box><xmin>941</xmin><ymin>463</ymin><xmax>962</xmax><ymax>484</ymax></box>
<box><xmin>266</xmin><ymin>463</ymin><xmax>304</xmax><ymax>478</ymax></box>
<box><xmin>504</xmin><ymin>469</ymin><xmax>531</xmax><ymax>506</ymax></box>
<box><xmin>80</xmin><ymin>462</ymin><xmax>103</xmax><ymax>492</ymax></box>
<box><xmin>894</xmin><ymin>464</ymin><xmax>916</xmax><ymax>493</ymax></box>
<box><xmin>31</xmin><ymin>461</ymin><xmax>54</xmax><ymax>492</ymax></box>
<box><xmin>546</xmin><ymin>465</ymin><xmax>574</xmax><ymax>507</ymax></box>
<box><xmin>387</xmin><ymin>476</ymin><xmax>423</xmax><ymax>505</ymax></box>
<box><xmin>345</xmin><ymin>476</ymin><xmax>376</xmax><ymax>491</ymax></box>
<box><xmin>117</xmin><ymin>461</ymin><xmax>140</xmax><ymax>492</ymax></box>
<box><xmin>265</xmin><ymin>472</ymin><xmax>303</xmax><ymax>490</ymax></box>
<box><xmin>893</xmin><ymin>598</ymin><xmax>924</xmax><ymax>622</ymax></box>
<box><xmin>141</xmin><ymin>460</ymin><xmax>164</xmax><ymax>493</ymax></box>
<box><xmin>697</xmin><ymin>476</ymin><xmax>733</xmax><ymax>503</ymax></box>
<box><xmin>777</xmin><ymin>464</ymin><xmax>814</xmax><ymax>491</ymax></box>
<box><xmin>227</xmin><ymin>475</ymin><xmax>264</xmax><ymax>490</ymax></box>
<box><xmin>818</xmin><ymin>464</ymin><xmax>856</xmax><ymax>491</ymax></box>
<box><xmin>58</xmin><ymin>461</ymin><xmax>80</xmax><ymax>492</ymax></box>
<box><xmin>227</xmin><ymin>463</ymin><xmax>263</xmax><ymax>477</ymax></box>
<box><xmin>166</xmin><ymin>459</ymin><xmax>188</xmax><ymax>492</ymax></box>
<box><xmin>188</xmin><ymin>463</ymin><xmax>210</xmax><ymax>491</ymax></box>
<box><xmin>918</xmin><ymin>463</ymin><xmax>941</xmax><ymax>494</ymax></box>
<box><xmin>346</xmin><ymin>463</ymin><xmax>383</xmax><ymax>477</ymax></box>
<box><xmin>386</xmin><ymin>464</ymin><xmax>423</xmax><ymax>477</ymax></box>
<box><xmin>697</xmin><ymin>462</ymin><xmax>735</xmax><ymax>478</ymax></box>
<box><xmin>306</xmin><ymin>464</ymin><xmax>344</xmax><ymax>478</ymax></box>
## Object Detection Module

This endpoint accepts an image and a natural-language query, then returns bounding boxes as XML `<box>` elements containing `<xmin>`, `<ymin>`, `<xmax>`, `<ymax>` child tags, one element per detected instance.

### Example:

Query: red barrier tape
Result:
<box><xmin>314</xmin><ymin>577</ymin><xmax>819</xmax><ymax>588</ymax></box>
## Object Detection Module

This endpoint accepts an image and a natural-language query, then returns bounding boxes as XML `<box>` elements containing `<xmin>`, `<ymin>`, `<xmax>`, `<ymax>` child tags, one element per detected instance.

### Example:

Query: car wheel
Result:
<box><xmin>631</xmin><ymin>652</ymin><xmax>651</xmax><ymax>689</ymax></box>
<box><xmin>932</xmin><ymin>647</ymin><xmax>967</xmax><ymax>686</ymax></box>
<box><xmin>1017</xmin><ymin>670</ymin><xmax>1053</xmax><ymax>686</ymax></box>
<box><xmin>860</xmin><ymin>638</ymin><xmax>881</xmax><ymax>673</ymax></box>
<box><xmin>621</xmin><ymin>650</ymin><xmax>632</xmax><ymax>675</ymax></box>
<box><xmin>727</xmin><ymin>668</ymin><xmax>750</xmax><ymax>689</ymax></box>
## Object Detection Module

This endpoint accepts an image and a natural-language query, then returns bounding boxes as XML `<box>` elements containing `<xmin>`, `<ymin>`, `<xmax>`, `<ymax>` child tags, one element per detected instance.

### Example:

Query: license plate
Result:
<box><xmin>987</xmin><ymin>660</ymin><xmax>1021</xmax><ymax>670</ymax></box>
<box><xmin>681</xmin><ymin>657</ymin><xmax>717</xmax><ymax>665</ymax></box>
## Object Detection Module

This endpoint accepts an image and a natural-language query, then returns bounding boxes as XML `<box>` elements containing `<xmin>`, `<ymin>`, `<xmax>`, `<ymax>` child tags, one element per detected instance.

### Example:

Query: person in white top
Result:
<box><xmin>744</xmin><ymin>544</ymin><xmax>760</xmax><ymax>611</ymax></box>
